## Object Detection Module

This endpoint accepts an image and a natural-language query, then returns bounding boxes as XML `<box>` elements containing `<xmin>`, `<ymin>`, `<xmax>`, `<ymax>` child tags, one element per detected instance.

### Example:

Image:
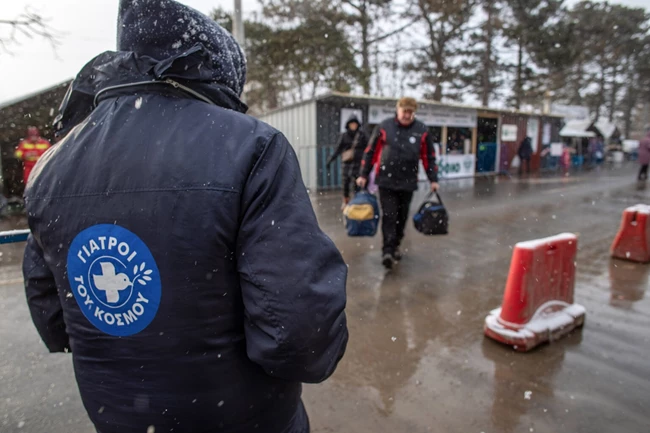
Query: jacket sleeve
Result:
<box><xmin>327</xmin><ymin>133</ymin><xmax>345</xmax><ymax>165</ymax></box>
<box><xmin>421</xmin><ymin>130</ymin><xmax>439</xmax><ymax>183</ymax></box>
<box><xmin>356</xmin><ymin>131</ymin><xmax>369</xmax><ymax>152</ymax></box>
<box><xmin>360</xmin><ymin>125</ymin><xmax>383</xmax><ymax>178</ymax></box>
<box><xmin>23</xmin><ymin>235</ymin><xmax>70</xmax><ymax>353</ymax></box>
<box><xmin>237</xmin><ymin>132</ymin><xmax>348</xmax><ymax>384</ymax></box>
<box><xmin>15</xmin><ymin>141</ymin><xmax>25</xmax><ymax>160</ymax></box>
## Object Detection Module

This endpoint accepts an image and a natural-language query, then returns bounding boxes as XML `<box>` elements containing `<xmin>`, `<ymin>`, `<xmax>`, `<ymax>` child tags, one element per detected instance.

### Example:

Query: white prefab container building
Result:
<box><xmin>258</xmin><ymin>92</ymin><xmax>563</xmax><ymax>190</ymax></box>
<box><xmin>258</xmin><ymin>100</ymin><xmax>318</xmax><ymax>191</ymax></box>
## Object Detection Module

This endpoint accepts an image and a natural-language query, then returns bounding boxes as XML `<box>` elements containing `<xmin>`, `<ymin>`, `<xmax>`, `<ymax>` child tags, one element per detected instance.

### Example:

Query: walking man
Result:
<box><xmin>517</xmin><ymin>136</ymin><xmax>533</xmax><ymax>176</ymax></box>
<box><xmin>357</xmin><ymin>97</ymin><xmax>439</xmax><ymax>269</ymax></box>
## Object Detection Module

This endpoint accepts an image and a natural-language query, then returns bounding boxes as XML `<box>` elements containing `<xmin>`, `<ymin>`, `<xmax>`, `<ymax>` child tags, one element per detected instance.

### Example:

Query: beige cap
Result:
<box><xmin>396</xmin><ymin>97</ymin><xmax>417</xmax><ymax>111</ymax></box>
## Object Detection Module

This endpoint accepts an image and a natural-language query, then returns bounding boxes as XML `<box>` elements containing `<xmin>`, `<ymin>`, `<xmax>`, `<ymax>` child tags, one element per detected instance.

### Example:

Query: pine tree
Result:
<box><xmin>406</xmin><ymin>0</ymin><xmax>476</xmax><ymax>101</ymax></box>
<box><xmin>501</xmin><ymin>0</ymin><xmax>563</xmax><ymax>109</ymax></box>
<box><xmin>458</xmin><ymin>0</ymin><xmax>505</xmax><ymax>106</ymax></box>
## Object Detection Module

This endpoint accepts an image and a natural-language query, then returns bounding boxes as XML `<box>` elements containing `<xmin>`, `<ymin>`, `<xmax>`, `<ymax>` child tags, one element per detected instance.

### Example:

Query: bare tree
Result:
<box><xmin>0</xmin><ymin>8</ymin><xmax>60</xmax><ymax>54</ymax></box>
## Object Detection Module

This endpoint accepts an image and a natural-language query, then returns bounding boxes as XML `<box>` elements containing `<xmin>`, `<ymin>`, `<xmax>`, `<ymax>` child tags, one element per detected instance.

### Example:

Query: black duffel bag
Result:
<box><xmin>413</xmin><ymin>192</ymin><xmax>448</xmax><ymax>235</ymax></box>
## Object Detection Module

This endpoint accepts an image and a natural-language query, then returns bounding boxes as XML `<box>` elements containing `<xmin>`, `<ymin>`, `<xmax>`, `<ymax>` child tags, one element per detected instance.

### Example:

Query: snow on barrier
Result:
<box><xmin>484</xmin><ymin>233</ymin><xmax>586</xmax><ymax>352</ymax></box>
<box><xmin>611</xmin><ymin>204</ymin><xmax>650</xmax><ymax>263</ymax></box>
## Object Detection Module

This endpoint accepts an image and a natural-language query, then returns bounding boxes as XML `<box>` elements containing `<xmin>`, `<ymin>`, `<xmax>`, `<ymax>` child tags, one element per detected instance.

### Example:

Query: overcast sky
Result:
<box><xmin>1</xmin><ymin>0</ymin><xmax>648</xmax><ymax>105</ymax></box>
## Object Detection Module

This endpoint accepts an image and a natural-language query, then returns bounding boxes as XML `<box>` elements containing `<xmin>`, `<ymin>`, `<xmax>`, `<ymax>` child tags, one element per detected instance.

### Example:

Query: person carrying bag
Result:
<box><xmin>327</xmin><ymin>116</ymin><xmax>369</xmax><ymax>209</ymax></box>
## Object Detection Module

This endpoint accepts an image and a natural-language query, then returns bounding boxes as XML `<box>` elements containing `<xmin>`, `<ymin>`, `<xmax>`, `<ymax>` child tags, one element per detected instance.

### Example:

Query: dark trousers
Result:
<box><xmin>343</xmin><ymin>174</ymin><xmax>354</xmax><ymax>198</ymax></box>
<box><xmin>519</xmin><ymin>158</ymin><xmax>531</xmax><ymax>175</ymax></box>
<box><xmin>639</xmin><ymin>164</ymin><xmax>649</xmax><ymax>181</ymax></box>
<box><xmin>379</xmin><ymin>188</ymin><xmax>414</xmax><ymax>255</ymax></box>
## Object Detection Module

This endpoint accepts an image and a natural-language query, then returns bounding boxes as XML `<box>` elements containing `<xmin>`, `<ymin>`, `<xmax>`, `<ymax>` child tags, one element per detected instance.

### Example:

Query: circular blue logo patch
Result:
<box><xmin>67</xmin><ymin>224</ymin><xmax>161</xmax><ymax>336</ymax></box>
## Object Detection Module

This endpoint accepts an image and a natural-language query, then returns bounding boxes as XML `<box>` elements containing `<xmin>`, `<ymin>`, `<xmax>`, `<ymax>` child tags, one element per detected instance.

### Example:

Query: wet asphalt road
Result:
<box><xmin>2</xmin><ymin>165</ymin><xmax>650</xmax><ymax>433</ymax></box>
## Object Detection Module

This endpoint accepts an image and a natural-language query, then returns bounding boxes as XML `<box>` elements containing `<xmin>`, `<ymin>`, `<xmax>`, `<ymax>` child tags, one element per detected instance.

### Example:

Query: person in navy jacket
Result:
<box><xmin>22</xmin><ymin>1</ymin><xmax>348</xmax><ymax>432</ymax></box>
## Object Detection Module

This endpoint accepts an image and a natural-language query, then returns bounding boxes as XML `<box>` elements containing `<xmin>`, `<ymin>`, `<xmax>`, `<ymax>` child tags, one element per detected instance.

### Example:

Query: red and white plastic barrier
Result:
<box><xmin>611</xmin><ymin>205</ymin><xmax>650</xmax><ymax>263</ymax></box>
<box><xmin>484</xmin><ymin>233</ymin><xmax>586</xmax><ymax>352</ymax></box>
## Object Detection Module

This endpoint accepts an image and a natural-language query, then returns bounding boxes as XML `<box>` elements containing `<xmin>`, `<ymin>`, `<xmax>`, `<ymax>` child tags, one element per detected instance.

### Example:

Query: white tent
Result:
<box><xmin>623</xmin><ymin>139</ymin><xmax>639</xmax><ymax>153</ymax></box>
<box><xmin>559</xmin><ymin>120</ymin><xmax>596</xmax><ymax>138</ymax></box>
<box><xmin>593</xmin><ymin>118</ymin><xmax>619</xmax><ymax>140</ymax></box>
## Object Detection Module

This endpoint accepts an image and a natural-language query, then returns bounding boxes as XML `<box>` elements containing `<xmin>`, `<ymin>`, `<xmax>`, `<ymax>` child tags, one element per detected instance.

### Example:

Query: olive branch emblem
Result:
<box><xmin>132</xmin><ymin>262</ymin><xmax>153</xmax><ymax>286</ymax></box>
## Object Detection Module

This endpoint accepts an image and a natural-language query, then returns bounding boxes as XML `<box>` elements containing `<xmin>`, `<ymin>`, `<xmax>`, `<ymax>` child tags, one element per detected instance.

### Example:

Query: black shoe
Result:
<box><xmin>382</xmin><ymin>254</ymin><xmax>394</xmax><ymax>269</ymax></box>
<box><xmin>394</xmin><ymin>250</ymin><xmax>402</xmax><ymax>262</ymax></box>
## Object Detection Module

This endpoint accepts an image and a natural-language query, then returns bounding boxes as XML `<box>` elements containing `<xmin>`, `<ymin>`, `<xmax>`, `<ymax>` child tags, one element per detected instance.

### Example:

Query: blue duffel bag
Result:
<box><xmin>343</xmin><ymin>190</ymin><xmax>380</xmax><ymax>237</ymax></box>
<box><xmin>413</xmin><ymin>192</ymin><xmax>448</xmax><ymax>235</ymax></box>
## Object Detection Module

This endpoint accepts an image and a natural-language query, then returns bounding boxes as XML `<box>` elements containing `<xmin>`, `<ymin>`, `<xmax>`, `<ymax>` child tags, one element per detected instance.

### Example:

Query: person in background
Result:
<box><xmin>595</xmin><ymin>138</ymin><xmax>605</xmax><ymax>165</ymax></box>
<box><xmin>15</xmin><ymin>126</ymin><xmax>51</xmax><ymax>186</ymax></box>
<box><xmin>448</xmin><ymin>132</ymin><xmax>462</xmax><ymax>154</ymax></box>
<box><xmin>638</xmin><ymin>125</ymin><xmax>650</xmax><ymax>181</ymax></box>
<box><xmin>561</xmin><ymin>143</ymin><xmax>573</xmax><ymax>177</ymax></box>
<box><xmin>327</xmin><ymin>116</ymin><xmax>368</xmax><ymax>208</ymax></box>
<box><xmin>517</xmin><ymin>136</ymin><xmax>533</xmax><ymax>176</ymax></box>
<box><xmin>22</xmin><ymin>1</ymin><xmax>348</xmax><ymax>433</ymax></box>
<box><xmin>356</xmin><ymin>97</ymin><xmax>439</xmax><ymax>269</ymax></box>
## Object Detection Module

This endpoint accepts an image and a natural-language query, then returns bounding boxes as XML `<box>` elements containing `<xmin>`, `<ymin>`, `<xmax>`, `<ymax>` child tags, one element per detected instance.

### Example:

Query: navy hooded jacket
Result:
<box><xmin>22</xmin><ymin>1</ymin><xmax>348</xmax><ymax>433</ymax></box>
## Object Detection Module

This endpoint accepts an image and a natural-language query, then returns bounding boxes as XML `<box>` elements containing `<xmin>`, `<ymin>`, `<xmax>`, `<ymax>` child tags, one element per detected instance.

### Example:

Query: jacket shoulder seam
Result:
<box><xmin>26</xmin><ymin>186</ymin><xmax>240</xmax><ymax>201</ymax></box>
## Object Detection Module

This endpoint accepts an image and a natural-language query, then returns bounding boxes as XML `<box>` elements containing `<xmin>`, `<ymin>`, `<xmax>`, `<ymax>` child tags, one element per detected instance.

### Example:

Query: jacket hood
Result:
<box><xmin>345</xmin><ymin>115</ymin><xmax>360</xmax><ymax>132</ymax></box>
<box><xmin>54</xmin><ymin>0</ymin><xmax>247</xmax><ymax>138</ymax></box>
<box><xmin>117</xmin><ymin>0</ymin><xmax>246</xmax><ymax>96</ymax></box>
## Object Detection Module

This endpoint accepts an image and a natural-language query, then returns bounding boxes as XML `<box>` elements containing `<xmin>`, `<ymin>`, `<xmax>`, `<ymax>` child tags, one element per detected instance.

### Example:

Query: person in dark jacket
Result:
<box><xmin>22</xmin><ymin>2</ymin><xmax>348</xmax><ymax>433</ymax></box>
<box><xmin>517</xmin><ymin>136</ymin><xmax>533</xmax><ymax>176</ymax></box>
<box><xmin>638</xmin><ymin>125</ymin><xmax>650</xmax><ymax>181</ymax></box>
<box><xmin>327</xmin><ymin>116</ymin><xmax>368</xmax><ymax>208</ymax></box>
<box><xmin>356</xmin><ymin>97</ymin><xmax>439</xmax><ymax>269</ymax></box>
